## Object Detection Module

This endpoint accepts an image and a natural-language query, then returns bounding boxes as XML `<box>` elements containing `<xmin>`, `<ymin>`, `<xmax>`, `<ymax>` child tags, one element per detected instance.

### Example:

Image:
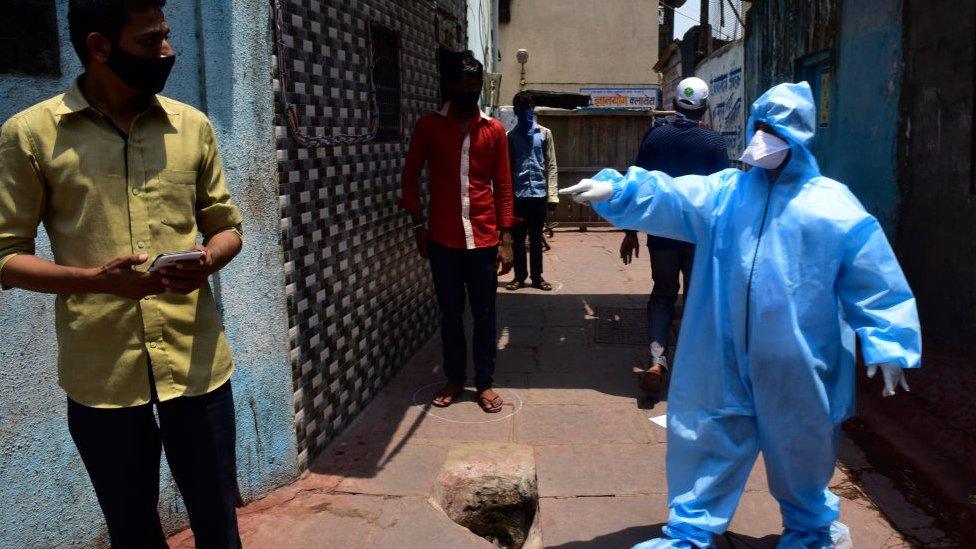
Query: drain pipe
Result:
<box><xmin>491</xmin><ymin>0</ymin><xmax>500</xmax><ymax>69</ymax></box>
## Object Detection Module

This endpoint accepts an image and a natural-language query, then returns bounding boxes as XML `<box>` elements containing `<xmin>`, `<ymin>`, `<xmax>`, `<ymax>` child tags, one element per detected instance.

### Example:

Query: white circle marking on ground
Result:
<box><xmin>410</xmin><ymin>381</ymin><xmax>524</xmax><ymax>424</ymax></box>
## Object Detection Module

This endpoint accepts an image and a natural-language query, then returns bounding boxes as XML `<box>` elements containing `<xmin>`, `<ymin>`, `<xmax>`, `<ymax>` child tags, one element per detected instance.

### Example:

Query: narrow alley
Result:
<box><xmin>169</xmin><ymin>231</ymin><xmax>941</xmax><ymax>548</ymax></box>
<box><xmin>2</xmin><ymin>1</ymin><xmax>974</xmax><ymax>546</ymax></box>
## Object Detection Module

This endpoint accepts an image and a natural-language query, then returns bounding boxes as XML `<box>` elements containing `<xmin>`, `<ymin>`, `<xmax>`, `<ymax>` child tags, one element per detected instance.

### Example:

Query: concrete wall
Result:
<box><xmin>695</xmin><ymin>41</ymin><xmax>745</xmax><ymax>160</ymax></box>
<box><xmin>497</xmin><ymin>0</ymin><xmax>659</xmax><ymax>103</ymax></box>
<box><xmin>468</xmin><ymin>0</ymin><xmax>497</xmax><ymax>72</ymax></box>
<box><xmin>659</xmin><ymin>53</ymin><xmax>682</xmax><ymax>110</ymax></box>
<box><xmin>0</xmin><ymin>1</ymin><xmax>297</xmax><ymax>546</ymax></box>
<box><xmin>827</xmin><ymin>0</ymin><xmax>903</xmax><ymax>229</ymax></box>
<box><xmin>743</xmin><ymin>0</ymin><xmax>902</xmax><ymax>231</ymax></box>
<box><xmin>896</xmin><ymin>0</ymin><xmax>976</xmax><ymax>352</ymax></box>
<box><xmin>195</xmin><ymin>0</ymin><xmax>299</xmax><ymax>508</ymax></box>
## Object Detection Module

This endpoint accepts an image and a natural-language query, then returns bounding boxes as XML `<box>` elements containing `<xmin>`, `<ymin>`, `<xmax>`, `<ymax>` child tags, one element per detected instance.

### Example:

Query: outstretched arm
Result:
<box><xmin>561</xmin><ymin>167</ymin><xmax>731</xmax><ymax>244</ymax></box>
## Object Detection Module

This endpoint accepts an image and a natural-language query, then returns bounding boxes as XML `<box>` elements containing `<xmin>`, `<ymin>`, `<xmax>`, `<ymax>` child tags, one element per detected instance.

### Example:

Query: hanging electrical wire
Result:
<box><xmin>659</xmin><ymin>0</ymin><xmax>735</xmax><ymax>41</ymax></box>
<box><xmin>270</xmin><ymin>0</ymin><xmax>380</xmax><ymax>147</ymax></box>
<box><xmin>659</xmin><ymin>0</ymin><xmax>743</xmax><ymax>42</ymax></box>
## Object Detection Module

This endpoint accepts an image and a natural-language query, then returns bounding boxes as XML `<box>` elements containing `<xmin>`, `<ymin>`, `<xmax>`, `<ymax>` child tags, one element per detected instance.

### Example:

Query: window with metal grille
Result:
<box><xmin>369</xmin><ymin>23</ymin><xmax>401</xmax><ymax>142</ymax></box>
<box><xmin>0</xmin><ymin>0</ymin><xmax>60</xmax><ymax>76</ymax></box>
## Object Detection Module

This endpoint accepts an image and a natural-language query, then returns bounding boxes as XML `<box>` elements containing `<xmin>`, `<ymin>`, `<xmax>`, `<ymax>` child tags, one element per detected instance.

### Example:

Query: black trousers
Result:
<box><xmin>512</xmin><ymin>196</ymin><xmax>548</xmax><ymax>282</ymax></box>
<box><xmin>428</xmin><ymin>240</ymin><xmax>498</xmax><ymax>388</ymax></box>
<box><xmin>67</xmin><ymin>381</ymin><xmax>241</xmax><ymax>549</ymax></box>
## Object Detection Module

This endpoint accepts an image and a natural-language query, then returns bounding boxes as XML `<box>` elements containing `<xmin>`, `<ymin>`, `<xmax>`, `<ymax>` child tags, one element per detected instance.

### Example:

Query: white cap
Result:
<box><xmin>675</xmin><ymin>77</ymin><xmax>709</xmax><ymax>110</ymax></box>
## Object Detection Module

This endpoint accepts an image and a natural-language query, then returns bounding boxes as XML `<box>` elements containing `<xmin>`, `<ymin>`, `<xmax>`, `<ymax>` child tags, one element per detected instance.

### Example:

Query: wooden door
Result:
<box><xmin>536</xmin><ymin>110</ymin><xmax>657</xmax><ymax>225</ymax></box>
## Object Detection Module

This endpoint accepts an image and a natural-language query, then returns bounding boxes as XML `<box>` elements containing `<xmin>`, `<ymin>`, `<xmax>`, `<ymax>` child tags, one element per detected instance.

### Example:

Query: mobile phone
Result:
<box><xmin>148</xmin><ymin>250</ymin><xmax>205</xmax><ymax>272</ymax></box>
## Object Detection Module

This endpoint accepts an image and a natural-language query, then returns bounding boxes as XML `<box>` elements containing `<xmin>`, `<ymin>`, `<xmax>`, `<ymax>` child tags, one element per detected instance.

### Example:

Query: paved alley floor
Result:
<box><xmin>170</xmin><ymin>230</ymin><xmax>915</xmax><ymax>548</ymax></box>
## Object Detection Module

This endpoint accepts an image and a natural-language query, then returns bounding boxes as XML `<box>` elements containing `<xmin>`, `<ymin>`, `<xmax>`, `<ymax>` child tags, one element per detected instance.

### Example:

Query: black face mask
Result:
<box><xmin>450</xmin><ymin>90</ymin><xmax>481</xmax><ymax>111</ymax></box>
<box><xmin>106</xmin><ymin>43</ymin><xmax>176</xmax><ymax>94</ymax></box>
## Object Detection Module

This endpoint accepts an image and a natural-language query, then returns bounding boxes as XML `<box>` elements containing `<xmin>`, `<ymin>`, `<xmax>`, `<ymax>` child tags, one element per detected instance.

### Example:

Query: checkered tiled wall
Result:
<box><xmin>274</xmin><ymin>0</ymin><xmax>467</xmax><ymax>469</ymax></box>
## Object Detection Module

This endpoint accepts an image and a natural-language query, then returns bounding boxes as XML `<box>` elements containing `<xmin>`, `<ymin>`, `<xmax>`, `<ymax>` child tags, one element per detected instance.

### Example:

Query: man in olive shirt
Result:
<box><xmin>0</xmin><ymin>1</ymin><xmax>243</xmax><ymax>546</ymax></box>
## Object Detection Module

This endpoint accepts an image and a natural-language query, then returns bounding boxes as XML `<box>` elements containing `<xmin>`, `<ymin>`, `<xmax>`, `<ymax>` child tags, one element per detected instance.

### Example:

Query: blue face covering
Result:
<box><xmin>516</xmin><ymin>108</ymin><xmax>536</xmax><ymax>130</ymax></box>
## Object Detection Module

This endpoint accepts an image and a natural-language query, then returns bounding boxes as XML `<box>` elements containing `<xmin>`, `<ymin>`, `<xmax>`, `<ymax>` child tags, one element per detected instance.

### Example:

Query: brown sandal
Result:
<box><xmin>531</xmin><ymin>279</ymin><xmax>553</xmax><ymax>291</ymax></box>
<box><xmin>639</xmin><ymin>363</ymin><xmax>669</xmax><ymax>393</ymax></box>
<box><xmin>432</xmin><ymin>383</ymin><xmax>463</xmax><ymax>408</ymax></box>
<box><xmin>477</xmin><ymin>388</ymin><xmax>503</xmax><ymax>413</ymax></box>
<box><xmin>506</xmin><ymin>280</ymin><xmax>526</xmax><ymax>291</ymax></box>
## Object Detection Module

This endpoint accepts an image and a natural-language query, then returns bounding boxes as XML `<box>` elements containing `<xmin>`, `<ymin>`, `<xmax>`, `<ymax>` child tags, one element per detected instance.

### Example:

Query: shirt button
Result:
<box><xmin>137</xmin><ymin>241</ymin><xmax>146</xmax><ymax>249</ymax></box>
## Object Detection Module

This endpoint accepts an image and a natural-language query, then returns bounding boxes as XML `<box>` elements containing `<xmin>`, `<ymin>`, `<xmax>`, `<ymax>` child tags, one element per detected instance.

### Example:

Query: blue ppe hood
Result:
<box><xmin>745</xmin><ymin>81</ymin><xmax>821</xmax><ymax>185</ymax></box>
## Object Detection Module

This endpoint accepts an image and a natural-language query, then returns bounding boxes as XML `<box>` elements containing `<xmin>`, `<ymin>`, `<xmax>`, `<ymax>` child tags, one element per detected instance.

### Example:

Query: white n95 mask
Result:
<box><xmin>740</xmin><ymin>129</ymin><xmax>790</xmax><ymax>169</ymax></box>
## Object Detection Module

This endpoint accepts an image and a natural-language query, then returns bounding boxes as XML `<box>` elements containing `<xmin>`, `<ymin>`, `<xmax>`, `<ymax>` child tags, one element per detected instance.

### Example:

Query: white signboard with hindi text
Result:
<box><xmin>579</xmin><ymin>87</ymin><xmax>661</xmax><ymax>110</ymax></box>
<box><xmin>695</xmin><ymin>42</ymin><xmax>745</xmax><ymax>160</ymax></box>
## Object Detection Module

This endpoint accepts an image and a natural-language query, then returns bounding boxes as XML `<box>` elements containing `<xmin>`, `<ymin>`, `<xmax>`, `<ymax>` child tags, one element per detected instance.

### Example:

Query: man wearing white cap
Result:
<box><xmin>621</xmin><ymin>77</ymin><xmax>730</xmax><ymax>392</ymax></box>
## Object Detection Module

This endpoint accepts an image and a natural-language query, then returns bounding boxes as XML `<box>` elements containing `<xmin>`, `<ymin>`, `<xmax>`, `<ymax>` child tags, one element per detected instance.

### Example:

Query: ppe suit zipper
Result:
<box><xmin>744</xmin><ymin>182</ymin><xmax>774</xmax><ymax>351</ymax></box>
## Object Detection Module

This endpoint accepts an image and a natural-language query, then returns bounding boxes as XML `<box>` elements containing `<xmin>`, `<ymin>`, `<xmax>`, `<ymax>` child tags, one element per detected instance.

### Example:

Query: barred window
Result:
<box><xmin>0</xmin><ymin>0</ymin><xmax>60</xmax><ymax>75</ymax></box>
<box><xmin>369</xmin><ymin>23</ymin><xmax>401</xmax><ymax>142</ymax></box>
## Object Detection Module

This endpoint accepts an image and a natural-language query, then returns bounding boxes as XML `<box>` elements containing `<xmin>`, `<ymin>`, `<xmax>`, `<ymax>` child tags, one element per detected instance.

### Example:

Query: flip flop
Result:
<box><xmin>531</xmin><ymin>280</ymin><xmax>553</xmax><ymax>291</ymax></box>
<box><xmin>477</xmin><ymin>389</ymin><xmax>503</xmax><ymax>413</ymax></box>
<box><xmin>431</xmin><ymin>384</ymin><xmax>463</xmax><ymax>408</ymax></box>
<box><xmin>506</xmin><ymin>280</ymin><xmax>526</xmax><ymax>291</ymax></box>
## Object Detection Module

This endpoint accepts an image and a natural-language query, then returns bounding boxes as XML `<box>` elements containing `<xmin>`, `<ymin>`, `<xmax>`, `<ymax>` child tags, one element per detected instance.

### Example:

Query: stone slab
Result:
<box><xmin>535</xmin><ymin>443</ymin><xmax>667</xmax><ymax>497</ymax></box>
<box><xmin>369</xmin><ymin>497</ymin><xmax>496</xmax><ymax>549</ymax></box>
<box><xmin>538</xmin><ymin>494</ymin><xmax>669</xmax><ymax>548</ymax></box>
<box><xmin>515</xmin><ymin>404</ymin><xmax>653</xmax><ymax>445</ymax></box>
<box><xmin>321</xmin><ymin>443</ymin><xmax>448</xmax><ymax>497</ymax></box>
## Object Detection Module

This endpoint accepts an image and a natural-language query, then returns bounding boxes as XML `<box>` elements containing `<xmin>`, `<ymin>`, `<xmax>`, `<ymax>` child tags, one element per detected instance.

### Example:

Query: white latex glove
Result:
<box><xmin>866</xmin><ymin>362</ymin><xmax>910</xmax><ymax>397</ymax></box>
<box><xmin>559</xmin><ymin>179</ymin><xmax>614</xmax><ymax>204</ymax></box>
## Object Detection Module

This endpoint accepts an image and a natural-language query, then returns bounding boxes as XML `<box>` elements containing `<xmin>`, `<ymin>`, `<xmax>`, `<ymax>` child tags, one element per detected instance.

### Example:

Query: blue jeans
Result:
<box><xmin>647</xmin><ymin>245</ymin><xmax>694</xmax><ymax>366</ymax></box>
<box><xmin>428</xmin><ymin>241</ymin><xmax>498</xmax><ymax>388</ymax></box>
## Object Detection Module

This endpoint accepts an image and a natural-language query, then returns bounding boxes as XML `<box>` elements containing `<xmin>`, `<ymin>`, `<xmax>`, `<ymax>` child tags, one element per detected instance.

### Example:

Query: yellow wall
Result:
<box><xmin>498</xmin><ymin>0</ymin><xmax>660</xmax><ymax>104</ymax></box>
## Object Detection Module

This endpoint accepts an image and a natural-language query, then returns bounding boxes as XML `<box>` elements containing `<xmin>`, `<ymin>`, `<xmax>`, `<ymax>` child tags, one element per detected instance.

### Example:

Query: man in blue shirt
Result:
<box><xmin>620</xmin><ymin>77</ymin><xmax>730</xmax><ymax>392</ymax></box>
<box><xmin>506</xmin><ymin>92</ymin><xmax>559</xmax><ymax>291</ymax></box>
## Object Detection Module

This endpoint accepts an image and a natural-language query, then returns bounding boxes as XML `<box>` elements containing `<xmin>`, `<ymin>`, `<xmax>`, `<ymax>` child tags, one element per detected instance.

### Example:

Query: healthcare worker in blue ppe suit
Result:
<box><xmin>561</xmin><ymin>82</ymin><xmax>921</xmax><ymax>548</ymax></box>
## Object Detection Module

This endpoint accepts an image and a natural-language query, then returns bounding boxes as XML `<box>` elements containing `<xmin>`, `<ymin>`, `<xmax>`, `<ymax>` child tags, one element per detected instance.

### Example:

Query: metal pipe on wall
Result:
<box><xmin>492</xmin><ymin>0</ymin><xmax>500</xmax><ymax>68</ymax></box>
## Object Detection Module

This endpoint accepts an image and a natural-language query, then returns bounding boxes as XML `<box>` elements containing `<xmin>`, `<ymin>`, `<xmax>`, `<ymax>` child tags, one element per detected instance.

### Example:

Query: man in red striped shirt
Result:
<box><xmin>400</xmin><ymin>51</ymin><xmax>515</xmax><ymax>413</ymax></box>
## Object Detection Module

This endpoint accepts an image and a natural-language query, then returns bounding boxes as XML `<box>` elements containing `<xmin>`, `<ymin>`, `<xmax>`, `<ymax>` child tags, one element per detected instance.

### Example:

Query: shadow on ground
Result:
<box><xmin>308</xmin><ymin>290</ymin><xmax>667</xmax><ymax>480</ymax></box>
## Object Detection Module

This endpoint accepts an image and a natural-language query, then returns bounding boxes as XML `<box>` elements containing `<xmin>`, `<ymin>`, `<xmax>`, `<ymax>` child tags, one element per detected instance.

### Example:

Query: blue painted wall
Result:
<box><xmin>0</xmin><ymin>1</ymin><xmax>297</xmax><ymax>545</ymax></box>
<box><xmin>823</xmin><ymin>0</ymin><xmax>903</xmax><ymax>231</ymax></box>
<box><xmin>743</xmin><ymin>0</ymin><xmax>902</xmax><ymax>234</ymax></box>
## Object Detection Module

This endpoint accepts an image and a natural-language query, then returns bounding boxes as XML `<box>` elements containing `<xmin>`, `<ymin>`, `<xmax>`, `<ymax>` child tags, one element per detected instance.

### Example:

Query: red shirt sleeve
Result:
<box><xmin>491</xmin><ymin>122</ymin><xmax>518</xmax><ymax>229</ymax></box>
<box><xmin>399</xmin><ymin>116</ymin><xmax>431</xmax><ymax>212</ymax></box>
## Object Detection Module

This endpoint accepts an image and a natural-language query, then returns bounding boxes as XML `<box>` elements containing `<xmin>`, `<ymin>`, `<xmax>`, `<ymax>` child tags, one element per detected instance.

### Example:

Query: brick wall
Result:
<box><xmin>273</xmin><ymin>0</ymin><xmax>466</xmax><ymax>469</ymax></box>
